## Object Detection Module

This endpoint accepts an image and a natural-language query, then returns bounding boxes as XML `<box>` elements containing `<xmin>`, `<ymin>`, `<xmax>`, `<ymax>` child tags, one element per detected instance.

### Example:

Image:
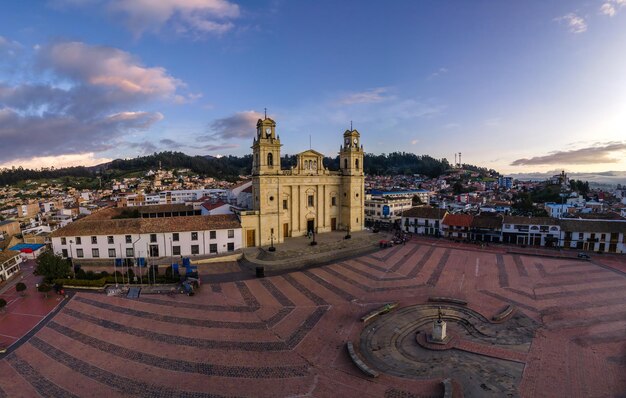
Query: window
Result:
<box><xmin>126</xmin><ymin>248</ymin><xmax>134</xmax><ymax>257</ymax></box>
<box><xmin>91</xmin><ymin>236</ymin><xmax>97</xmax><ymax>244</ymax></box>
<box><xmin>355</xmin><ymin>159</ymin><xmax>359</xmax><ymax>169</ymax></box>
<box><xmin>191</xmin><ymin>232</ymin><xmax>198</xmax><ymax>241</ymax></box>
<box><xmin>283</xmin><ymin>199</ymin><xmax>288</xmax><ymax>210</ymax></box>
<box><xmin>344</xmin><ymin>159</ymin><xmax>347</xmax><ymax>169</ymax></box>
<box><xmin>61</xmin><ymin>249</ymin><xmax>68</xmax><ymax>257</ymax></box>
<box><xmin>308</xmin><ymin>195</ymin><xmax>314</xmax><ymax>207</ymax></box>
<box><xmin>191</xmin><ymin>245</ymin><xmax>199</xmax><ymax>255</ymax></box>
<box><xmin>210</xmin><ymin>243</ymin><xmax>218</xmax><ymax>253</ymax></box>
<box><xmin>601</xmin><ymin>234</ymin><xmax>606</xmax><ymax>241</ymax></box>
<box><xmin>150</xmin><ymin>234</ymin><xmax>157</xmax><ymax>243</ymax></box>
<box><xmin>76</xmin><ymin>249</ymin><xmax>84</xmax><ymax>258</ymax></box>
<box><xmin>107</xmin><ymin>236</ymin><xmax>114</xmax><ymax>244</ymax></box>
<box><xmin>173</xmin><ymin>233</ymin><xmax>179</xmax><ymax>242</ymax></box>
<box><xmin>76</xmin><ymin>237</ymin><xmax>82</xmax><ymax>245</ymax></box>
<box><xmin>227</xmin><ymin>242</ymin><xmax>235</xmax><ymax>252</ymax></box>
<box><xmin>331</xmin><ymin>197</ymin><xmax>336</xmax><ymax>206</ymax></box>
<box><xmin>210</xmin><ymin>230</ymin><xmax>216</xmax><ymax>239</ymax></box>
<box><xmin>228</xmin><ymin>229</ymin><xmax>234</xmax><ymax>239</ymax></box>
<box><xmin>172</xmin><ymin>246</ymin><xmax>181</xmax><ymax>256</ymax></box>
<box><xmin>108</xmin><ymin>248</ymin><xmax>116</xmax><ymax>258</ymax></box>
<box><xmin>61</xmin><ymin>237</ymin><xmax>67</xmax><ymax>245</ymax></box>
<box><xmin>92</xmin><ymin>248</ymin><xmax>100</xmax><ymax>258</ymax></box>
<box><xmin>267</xmin><ymin>152</ymin><xmax>273</xmax><ymax>166</ymax></box>
<box><xmin>125</xmin><ymin>235</ymin><xmax>132</xmax><ymax>244</ymax></box>
<box><xmin>578</xmin><ymin>233</ymin><xmax>584</xmax><ymax>240</ymax></box>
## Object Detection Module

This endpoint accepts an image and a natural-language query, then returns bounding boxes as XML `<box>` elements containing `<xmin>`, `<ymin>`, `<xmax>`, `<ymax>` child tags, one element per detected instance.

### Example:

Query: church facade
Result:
<box><xmin>239</xmin><ymin>117</ymin><xmax>365</xmax><ymax>247</ymax></box>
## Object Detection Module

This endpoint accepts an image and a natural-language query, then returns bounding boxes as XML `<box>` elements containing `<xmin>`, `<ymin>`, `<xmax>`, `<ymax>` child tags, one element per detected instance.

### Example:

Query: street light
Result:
<box><xmin>68</xmin><ymin>240</ymin><xmax>75</xmax><ymax>279</ymax></box>
<box><xmin>269</xmin><ymin>232</ymin><xmax>276</xmax><ymax>252</ymax></box>
<box><xmin>345</xmin><ymin>225</ymin><xmax>351</xmax><ymax>240</ymax></box>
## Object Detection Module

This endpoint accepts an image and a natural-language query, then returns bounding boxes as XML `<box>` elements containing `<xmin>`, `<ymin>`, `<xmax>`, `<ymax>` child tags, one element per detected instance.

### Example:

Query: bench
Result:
<box><xmin>492</xmin><ymin>304</ymin><xmax>515</xmax><ymax>322</ymax></box>
<box><xmin>361</xmin><ymin>302</ymin><xmax>399</xmax><ymax>323</ymax></box>
<box><xmin>346</xmin><ymin>342</ymin><xmax>379</xmax><ymax>378</ymax></box>
<box><xmin>428</xmin><ymin>296</ymin><xmax>468</xmax><ymax>306</ymax></box>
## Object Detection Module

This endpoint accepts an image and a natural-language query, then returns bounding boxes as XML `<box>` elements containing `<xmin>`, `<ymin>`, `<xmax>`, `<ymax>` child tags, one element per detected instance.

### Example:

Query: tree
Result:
<box><xmin>412</xmin><ymin>194</ymin><xmax>422</xmax><ymax>206</ymax></box>
<box><xmin>38</xmin><ymin>283</ymin><xmax>52</xmax><ymax>299</ymax></box>
<box><xmin>15</xmin><ymin>282</ymin><xmax>27</xmax><ymax>296</ymax></box>
<box><xmin>35</xmin><ymin>251</ymin><xmax>71</xmax><ymax>281</ymax></box>
<box><xmin>0</xmin><ymin>298</ymin><xmax>6</xmax><ymax>312</ymax></box>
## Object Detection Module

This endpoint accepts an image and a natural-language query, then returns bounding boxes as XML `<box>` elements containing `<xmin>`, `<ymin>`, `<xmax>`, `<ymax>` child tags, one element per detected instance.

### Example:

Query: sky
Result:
<box><xmin>1</xmin><ymin>0</ymin><xmax>625</xmax><ymax>178</ymax></box>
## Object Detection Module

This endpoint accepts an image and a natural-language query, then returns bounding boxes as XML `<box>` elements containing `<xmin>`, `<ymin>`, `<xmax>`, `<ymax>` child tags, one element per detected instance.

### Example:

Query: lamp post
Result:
<box><xmin>68</xmin><ymin>240</ymin><xmax>75</xmax><ymax>279</ymax></box>
<box><xmin>269</xmin><ymin>232</ymin><xmax>276</xmax><ymax>252</ymax></box>
<box><xmin>345</xmin><ymin>225</ymin><xmax>351</xmax><ymax>240</ymax></box>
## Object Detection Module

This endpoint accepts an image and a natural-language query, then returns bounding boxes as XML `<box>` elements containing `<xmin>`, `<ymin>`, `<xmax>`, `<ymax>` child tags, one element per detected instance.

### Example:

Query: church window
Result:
<box><xmin>355</xmin><ymin>159</ymin><xmax>359</xmax><ymax>169</ymax></box>
<box><xmin>308</xmin><ymin>195</ymin><xmax>314</xmax><ymax>207</ymax></box>
<box><xmin>331</xmin><ymin>197</ymin><xmax>336</xmax><ymax>206</ymax></box>
<box><xmin>267</xmin><ymin>153</ymin><xmax>273</xmax><ymax>166</ymax></box>
<box><xmin>269</xmin><ymin>196</ymin><xmax>274</xmax><ymax>202</ymax></box>
<box><xmin>283</xmin><ymin>199</ymin><xmax>288</xmax><ymax>210</ymax></box>
<box><xmin>344</xmin><ymin>159</ymin><xmax>348</xmax><ymax>169</ymax></box>
<box><xmin>255</xmin><ymin>154</ymin><xmax>259</xmax><ymax>167</ymax></box>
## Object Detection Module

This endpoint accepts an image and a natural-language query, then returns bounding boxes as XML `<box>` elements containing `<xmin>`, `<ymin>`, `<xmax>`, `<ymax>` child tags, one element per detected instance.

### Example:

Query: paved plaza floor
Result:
<box><xmin>0</xmin><ymin>239</ymin><xmax>625</xmax><ymax>397</ymax></box>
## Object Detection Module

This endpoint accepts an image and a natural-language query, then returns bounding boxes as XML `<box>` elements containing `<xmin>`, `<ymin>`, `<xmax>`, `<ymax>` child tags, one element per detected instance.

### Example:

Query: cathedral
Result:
<box><xmin>239</xmin><ymin>117</ymin><xmax>365</xmax><ymax>247</ymax></box>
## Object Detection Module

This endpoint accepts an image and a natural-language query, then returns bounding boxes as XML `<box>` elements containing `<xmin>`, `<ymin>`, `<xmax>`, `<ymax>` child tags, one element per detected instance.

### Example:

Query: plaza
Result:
<box><xmin>0</xmin><ymin>238</ymin><xmax>625</xmax><ymax>397</ymax></box>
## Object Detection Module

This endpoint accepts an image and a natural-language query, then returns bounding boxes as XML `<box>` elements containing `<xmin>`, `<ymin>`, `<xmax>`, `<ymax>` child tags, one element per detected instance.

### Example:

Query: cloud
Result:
<box><xmin>201</xmin><ymin>143</ymin><xmax>239</xmax><ymax>152</ymax></box>
<box><xmin>201</xmin><ymin>110</ymin><xmax>264</xmax><ymax>141</ymax></box>
<box><xmin>410</xmin><ymin>139</ymin><xmax>419</xmax><ymax>145</ymax></box>
<box><xmin>0</xmin><ymin>152</ymin><xmax>113</xmax><ymax>170</ymax></box>
<box><xmin>127</xmin><ymin>140</ymin><xmax>158</xmax><ymax>154</ymax></box>
<box><xmin>510</xmin><ymin>142</ymin><xmax>626</xmax><ymax>166</ymax></box>
<box><xmin>56</xmin><ymin>0</ymin><xmax>240</xmax><ymax>38</ymax></box>
<box><xmin>0</xmin><ymin>41</ymin><xmax>187</xmax><ymax>164</ymax></box>
<box><xmin>600</xmin><ymin>0</ymin><xmax>626</xmax><ymax>16</ymax></box>
<box><xmin>0</xmin><ymin>35</ymin><xmax>23</xmax><ymax>57</ymax></box>
<box><xmin>39</xmin><ymin>42</ymin><xmax>182</xmax><ymax>98</ymax></box>
<box><xmin>338</xmin><ymin>87</ymin><xmax>392</xmax><ymax>105</ymax></box>
<box><xmin>159</xmin><ymin>138</ymin><xmax>188</xmax><ymax>149</ymax></box>
<box><xmin>555</xmin><ymin>13</ymin><xmax>587</xmax><ymax>33</ymax></box>
<box><xmin>428</xmin><ymin>67</ymin><xmax>448</xmax><ymax>79</ymax></box>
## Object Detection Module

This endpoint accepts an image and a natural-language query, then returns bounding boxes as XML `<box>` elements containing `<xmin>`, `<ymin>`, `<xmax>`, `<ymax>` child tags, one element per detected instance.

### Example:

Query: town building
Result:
<box><xmin>497</xmin><ymin>176</ymin><xmax>513</xmax><ymax>190</ymax></box>
<box><xmin>0</xmin><ymin>220</ymin><xmax>20</xmax><ymax>239</ymax></box>
<box><xmin>470</xmin><ymin>214</ymin><xmax>503</xmax><ymax>242</ymax></box>
<box><xmin>50</xmin><ymin>207</ymin><xmax>242</xmax><ymax>261</ymax></box>
<box><xmin>559</xmin><ymin>219</ymin><xmax>626</xmax><ymax>253</ymax></box>
<box><xmin>238</xmin><ymin>117</ymin><xmax>364</xmax><ymax>247</ymax></box>
<box><xmin>17</xmin><ymin>202</ymin><xmax>39</xmax><ymax>218</ymax></box>
<box><xmin>501</xmin><ymin>216</ymin><xmax>560</xmax><ymax>246</ymax></box>
<box><xmin>401</xmin><ymin>207</ymin><xmax>447</xmax><ymax>236</ymax></box>
<box><xmin>0</xmin><ymin>249</ymin><xmax>21</xmax><ymax>283</ymax></box>
<box><xmin>442</xmin><ymin>213</ymin><xmax>473</xmax><ymax>239</ymax></box>
<box><xmin>365</xmin><ymin>194</ymin><xmax>413</xmax><ymax>228</ymax></box>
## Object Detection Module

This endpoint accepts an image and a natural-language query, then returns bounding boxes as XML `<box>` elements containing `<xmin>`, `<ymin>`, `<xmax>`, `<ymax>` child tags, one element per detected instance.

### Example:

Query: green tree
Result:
<box><xmin>412</xmin><ymin>194</ymin><xmax>422</xmax><ymax>206</ymax></box>
<box><xmin>16</xmin><ymin>282</ymin><xmax>27</xmax><ymax>296</ymax></box>
<box><xmin>35</xmin><ymin>252</ymin><xmax>72</xmax><ymax>281</ymax></box>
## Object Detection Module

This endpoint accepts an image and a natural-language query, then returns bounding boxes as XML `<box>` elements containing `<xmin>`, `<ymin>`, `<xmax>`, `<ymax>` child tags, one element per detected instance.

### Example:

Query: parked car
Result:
<box><xmin>577</xmin><ymin>253</ymin><xmax>591</xmax><ymax>260</ymax></box>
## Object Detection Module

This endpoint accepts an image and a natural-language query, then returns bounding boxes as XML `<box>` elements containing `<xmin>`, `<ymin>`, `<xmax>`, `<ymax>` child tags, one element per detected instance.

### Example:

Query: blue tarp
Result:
<box><xmin>9</xmin><ymin>243</ymin><xmax>45</xmax><ymax>251</ymax></box>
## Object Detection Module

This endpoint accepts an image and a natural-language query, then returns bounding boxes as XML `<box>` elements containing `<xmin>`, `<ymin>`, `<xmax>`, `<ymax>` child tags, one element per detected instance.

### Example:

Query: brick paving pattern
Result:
<box><xmin>0</xmin><ymin>237</ymin><xmax>624</xmax><ymax>397</ymax></box>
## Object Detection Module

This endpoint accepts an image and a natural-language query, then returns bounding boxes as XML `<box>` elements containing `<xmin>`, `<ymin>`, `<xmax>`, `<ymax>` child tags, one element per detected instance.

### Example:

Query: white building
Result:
<box><xmin>0</xmin><ymin>250</ymin><xmax>22</xmax><ymax>282</ymax></box>
<box><xmin>544</xmin><ymin>203</ymin><xmax>575</xmax><ymax>218</ymax></box>
<box><xmin>401</xmin><ymin>207</ymin><xmax>447</xmax><ymax>236</ymax></box>
<box><xmin>502</xmin><ymin>216</ymin><xmax>561</xmax><ymax>246</ymax></box>
<box><xmin>559</xmin><ymin>219</ymin><xmax>626</xmax><ymax>253</ymax></box>
<box><xmin>50</xmin><ymin>211</ymin><xmax>242</xmax><ymax>261</ymax></box>
<box><xmin>365</xmin><ymin>194</ymin><xmax>413</xmax><ymax>227</ymax></box>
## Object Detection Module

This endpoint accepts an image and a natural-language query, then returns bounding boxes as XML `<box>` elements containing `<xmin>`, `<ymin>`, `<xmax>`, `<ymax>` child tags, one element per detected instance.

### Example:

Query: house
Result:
<box><xmin>0</xmin><ymin>220</ymin><xmax>20</xmax><ymax>239</ymax></box>
<box><xmin>502</xmin><ymin>216</ymin><xmax>560</xmax><ymax>246</ymax></box>
<box><xmin>0</xmin><ymin>249</ymin><xmax>22</xmax><ymax>282</ymax></box>
<box><xmin>8</xmin><ymin>243</ymin><xmax>46</xmax><ymax>260</ymax></box>
<box><xmin>17</xmin><ymin>202</ymin><xmax>39</xmax><ymax>218</ymax></box>
<box><xmin>200</xmin><ymin>201</ymin><xmax>232</xmax><ymax>216</ymax></box>
<box><xmin>442</xmin><ymin>213</ymin><xmax>473</xmax><ymax>239</ymax></box>
<box><xmin>544</xmin><ymin>203</ymin><xmax>575</xmax><ymax>218</ymax></box>
<box><xmin>559</xmin><ymin>219</ymin><xmax>626</xmax><ymax>253</ymax></box>
<box><xmin>470</xmin><ymin>214</ymin><xmax>503</xmax><ymax>242</ymax></box>
<box><xmin>401</xmin><ymin>207</ymin><xmax>447</xmax><ymax>236</ymax></box>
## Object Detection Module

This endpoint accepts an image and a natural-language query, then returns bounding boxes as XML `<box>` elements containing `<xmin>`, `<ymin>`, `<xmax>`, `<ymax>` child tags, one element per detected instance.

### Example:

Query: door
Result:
<box><xmin>283</xmin><ymin>223</ymin><xmax>289</xmax><ymax>238</ymax></box>
<box><xmin>246</xmin><ymin>230</ymin><xmax>256</xmax><ymax>247</ymax></box>
<box><xmin>307</xmin><ymin>219</ymin><xmax>315</xmax><ymax>233</ymax></box>
<box><xmin>331</xmin><ymin>218</ymin><xmax>337</xmax><ymax>231</ymax></box>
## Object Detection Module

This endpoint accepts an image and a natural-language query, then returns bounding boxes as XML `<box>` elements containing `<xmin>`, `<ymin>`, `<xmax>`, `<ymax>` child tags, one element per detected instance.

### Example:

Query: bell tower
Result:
<box><xmin>340</xmin><ymin>129</ymin><xmax>363</xmax><ymax>176</ymax></box>
<box><xmin>339</xmin><ymin>128</ymin><xmax>365</xmax><ymax>234</ymax></box>
<box><xmin>252</xmin><ymin>117</ymin><xmax>281</xmax><ymax>176</ymax></box>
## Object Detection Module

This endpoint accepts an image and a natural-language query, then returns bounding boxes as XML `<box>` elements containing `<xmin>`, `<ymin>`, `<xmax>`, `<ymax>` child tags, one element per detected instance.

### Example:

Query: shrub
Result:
<box><xmin>99</xmin><ymin>271</ymin><xmax>109</xmax><ymax>278</ymax></box>
<box><xmin>54</xmin><ymin>277</ymin><xmax>107</xmax><ymax>288</ymax></box>
<box><xmin>16</xmin><ymin>282</ymin><xmax>27</xmax><ymax>295</ymax></box>
<box><xmin>38</xmin><ymin>283</ymin><xmax>52</xmax><ymax>298</ymax></box>
<box><xmin>75</xmin><ymin>268</ymin><xmax>87</xmax><ymax>280</ymax></box>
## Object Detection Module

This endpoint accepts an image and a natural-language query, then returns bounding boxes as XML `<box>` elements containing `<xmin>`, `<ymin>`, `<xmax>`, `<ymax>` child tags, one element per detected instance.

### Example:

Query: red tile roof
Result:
<box><xmin>442</xmin><ymin>213</ymin><xmax>474</xmax><ymax>227</ymax></box>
